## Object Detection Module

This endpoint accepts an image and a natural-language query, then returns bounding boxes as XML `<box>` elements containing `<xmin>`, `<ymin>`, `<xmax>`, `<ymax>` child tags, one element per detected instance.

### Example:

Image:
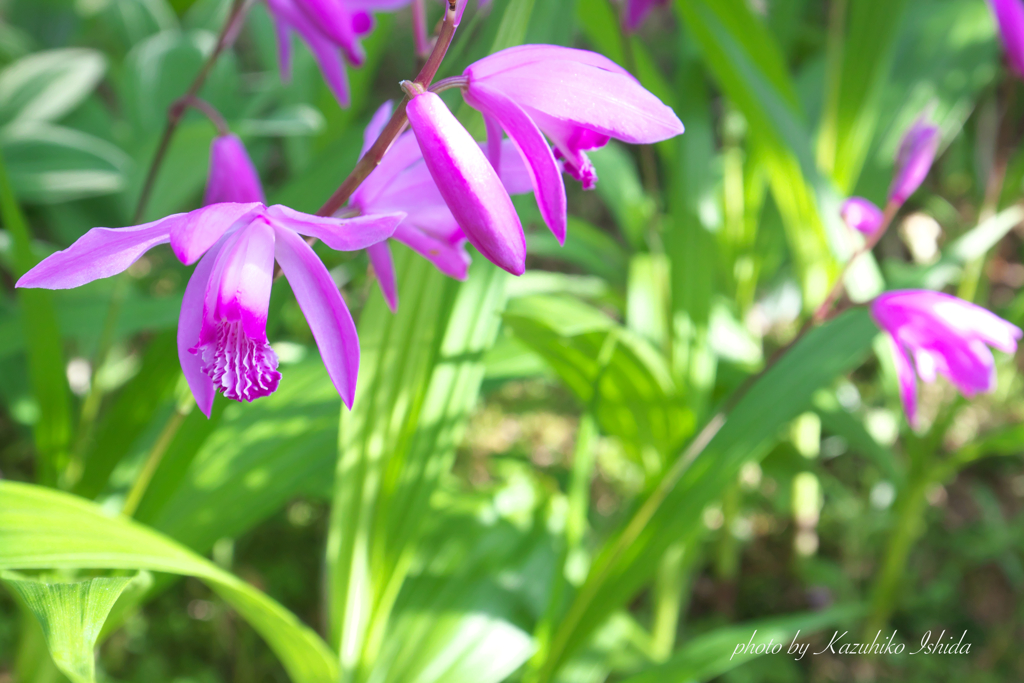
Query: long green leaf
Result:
<box><xmin>0</xmin><ymin>481</ymin><xmax>338</xmax><ymax>683</ymax></box>
<box><xmin>536</xmin><ymin>309</ymin><xmax>878</xmax><ymax>681</ymax></box>
<box><xmin>675</xmin><ymin>0</ymin><xmax>843</xmax><ymax>306</ymax></box>
<box><xmin>0</xmin><ymin>143</ymin><xmax>71</xmax><ymax>486</ymax></box>
<box><xmin>2</xmin><ymin>573</ymin><xmax>134</xmax><ymax>683</ymax></box>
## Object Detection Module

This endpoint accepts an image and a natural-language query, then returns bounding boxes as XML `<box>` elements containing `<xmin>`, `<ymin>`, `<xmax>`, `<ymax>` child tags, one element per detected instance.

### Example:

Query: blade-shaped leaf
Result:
<box><xmin>2</xmin><ymin>573</ymin><xmax>134</xmax><ymax>683</ymax></box>
<box><xmin>0</xmin><ymin>48</ymin><xmax>106</xmax><ymax>126</ymax></box>
<box><xmin>535</xmin><ymin>309</ymin><xmax>878</xmax><ymax>681</ymax></box>
<box><xmin>0</xmin><ymin>481</ymin><xmax>339</xmax><ymax>683</ymax></box>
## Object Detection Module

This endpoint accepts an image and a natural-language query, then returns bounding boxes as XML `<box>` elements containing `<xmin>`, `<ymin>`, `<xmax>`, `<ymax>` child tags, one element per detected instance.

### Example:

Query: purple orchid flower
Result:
<box><xmin>349</xmin><ymin>101</ymin><xmax>533</xmax><ymax>310</ymax></box>
<box><xmin>403</xmin><ymin>85</ymin><xmax>528</xmax><ymax>276</ymax></box>
<box><xmin>267</xmin><ymin>0</ymin><xmax>410</xmax><ymax>107</ymax></box>
<box><xmin>871</xmin><ymin>290</ymin><xmax>1022</xmax><ymax>428</ymax></box>
<box><xmin>623</xmin><ymin>0</ymin><xmax>669</xmax><ymax>32</ymax></box>
<box><xmin>17</xmin><ymin>135</ymin><xmax>405</xmax><ymax>415</ymax></box>
<box><xmin>840</xmin><ymin>197</ymin><xmax>884</xmax><ymax>236</ymax></box>
<box><xmin>460</xmin><ymin>44</ymin><xmax>684</xmax><ymax>244</ymax></box>
<box><xmin>888</xmin><ymin>115</ymin><xmax>940</xmax><ymax>205</ymax></box>
<box><xmin>988</xmin><ymin>0</ymin><xmax>1024</xmax><ymax>78</ymax></box>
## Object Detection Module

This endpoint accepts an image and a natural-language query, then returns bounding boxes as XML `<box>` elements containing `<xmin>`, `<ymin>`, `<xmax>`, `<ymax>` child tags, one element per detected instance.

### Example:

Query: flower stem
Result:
<box><xmin>315</xmin><ymin>2</ymin><xmax>460</xmax><ymax>219</ymax></box>
<box><xmin>121</xmin><ymin>407</ymin><xmax>188</xmax><ymax>517</ymax></box>
<box><xmin>132</xmin><ymin>0</ymin><xmax>254</xmax><ymax>223</ymax></box>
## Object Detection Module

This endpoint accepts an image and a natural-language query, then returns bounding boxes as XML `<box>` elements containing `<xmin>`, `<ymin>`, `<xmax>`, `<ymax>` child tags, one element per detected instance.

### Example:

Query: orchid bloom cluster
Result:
<box><xmin>833</xmin><ymin>111</ymin><xmax>1021</xmax><ymax>427</ymax></box>
<box><xmin>16</xmin><ymin>3</ymin><xmax>682</xmax><ymax>416</ymax></box>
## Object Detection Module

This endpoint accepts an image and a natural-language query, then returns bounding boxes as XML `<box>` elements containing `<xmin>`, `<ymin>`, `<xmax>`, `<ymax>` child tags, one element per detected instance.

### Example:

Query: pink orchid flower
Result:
<box><xmin>623</xmin><ymin>0</ymin><xmax>669</xmax><ymax>32</ymax></box>
<box><xmin>348</xmin><ymin>102</ymin><xmax>532</xmax><ymax>311</ymax></box>
<box><xmin>840</xmin><ymin>197</ymin><xmax>884</xmax><ymax>236</ymax></box>
<box><xmin>267</xmin><ymin>0</ymin><xmax>410</xmax><ymax>107</ymax></box>
<box><xmin>988</xmin><ymin>0</ymin><xmax>1024</xmax><ymax>78</ymax></box>
<box><xmin>871</xmin><ymin>290</ymin><xmax>1022</xmax><ymax>428</ymax></box>
<box><xmin>461</xmin><ymin>44</ymin><xmax>684</xmax><ymax>244</ymax></box>
<box><xmin>888</xmin><ymin>115</ymin><xmax>940</xmax><ymax>205</ymax></box>
<box><xmin>17</xmin><ymin>134</ymin><xmax>405</xmax><ymax>415</ymax></box>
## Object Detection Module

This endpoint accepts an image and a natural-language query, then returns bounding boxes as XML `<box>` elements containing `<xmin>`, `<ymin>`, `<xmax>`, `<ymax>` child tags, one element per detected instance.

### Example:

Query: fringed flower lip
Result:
<box><xmin>16</xmin><ymin>202</ymin><xmax>405</xmax><ymax>415</ymax></box>
<box><xmin>871</xmin><ymin>290</ymin><xmax>1022</xmax><ymax>428</ymax></box>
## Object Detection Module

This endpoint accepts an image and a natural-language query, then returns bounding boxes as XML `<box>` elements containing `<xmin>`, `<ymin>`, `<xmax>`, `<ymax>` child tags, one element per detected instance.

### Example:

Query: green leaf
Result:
<box><xmin>817</xmin><ymin>0</ymin><xmax>909</xmax><ymax>192</ymax></box>
<box><xmin>0</xmin><ymin>48</ymin><xmax>107</xmax><ymax>126</ymax></box>
<box><xmin>0</xmin><ymin>480</ymin><xmax>339</xmax><ymax>683</ymax></box>
<box><xmin>1</xmin><ymin>122</ymin><xmax>130</xmax><ymax>204</ymax></box>
<box><xmin>504</xmin><ymin>294</ymin><xmax>694</xmax><ymax>466</ymax></box>
<box><xmin>329</xmin><ymin>249</ymin><xmax>509</xmax><ymax>679</ymax></box>
<box><xmin>589</xmin><ymin>144</ymin><xmax>656</xmax><ymax>249</ymax></box>
<box><xmin>620</xmin><ymin>605</ymin><xmax>865</xmax><ymax>683</ymax></box>
<box><xmin>526</xmin><ymin>217</ymin><xmax>629</xmax><ymax>287</ymax></box>
<box><xmin>2</xmin><ymin>573</ymin><xmax>134</xmax><ymax>683</ymax></box>
<box><xmin>0</xmin><ymin>143</ymin><xmax>71</xmax><ymax>485</ymax></box>
<box><xmin>536</xmin><ymin>310</ymin><xmax>877</xmax><ymax>681</ymax></box>
<box><xmin>675</xmin><ymin>0</ymin><xmax>842</xmax><ymax>306</ymax></box>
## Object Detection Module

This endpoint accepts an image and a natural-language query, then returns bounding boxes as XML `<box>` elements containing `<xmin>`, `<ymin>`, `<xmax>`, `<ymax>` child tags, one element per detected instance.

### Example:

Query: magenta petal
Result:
<box><xmin>293</xmin><ymin>0</ymin><xmax>360</xmax><ymax>59</ymax></box>
<box><xmin>350</xmin><ymin>133</ymin><xmax>424</xmax><ymax>208</ymax></box>
<box><xmin>988</xmin><ymin>0</ymin><xmax>1024</xmax><ymax>77</ymax></box>
<box><xmin>888</xmin><ymin>116</ymin><xmax>940</xmax><ymax>204</ymax></box>
<box><xmin>840</xmin><ymin>197</ymin><xmax>884</xmax><ymax>236</ymax></box>
<box><xmin>405</xmin><ymin>91</ymin><xmax>526</xmax><ymax>276</ymax></box>
<box><xmin>467</xmin><ymin>44</ymin><xmax>631</xmax><ymax>81</ymax></box>
<box><xmin>483</xmin><ymin>111</ymin><xmax>503</xmax><ymax>173</ymax></box>
<box><xmin>206</xmin><ymin>218</ymin><xmax>276</xmax><ymax>343</ymax></box>
<box><xmin>273</xmin><ymin>225</ymin><xmax>359</xmax><ymax>408</ymax></box>
<box><xmin>393</xmin><ymin>223</ymin><xmax>470</xmax><ymax>280</ymax></box>
<box><xmin>266</xmin><ymin>205</ymin><xmax>403</xmax><ymax>250</ymax></box>
<box><xmin>16</xmin><ymin>214</ymin><xmax>181</xmax><ymax>290</ymax></box>
<box><xmin>362</xmin><ymin>101</ymin><xmax>394</xmax><ymax>156</ymax></box>
<box><xmin>169</xmin><ymin>202</ymin><xmax>263</xmax><ymax>266</ymax></box>
<box><xmin>205</xmin><ymin>135</ymin><xmax>266</xmax><ymax>206</ymax></box>
<box><xmin>367</xmin><ymin>241</ymin><xmax>398</xmax><ymax>312</ymax></box>
<box><xmin>469</xmin><ymin>59</ymin><xmax>683</xmax><ymax>145</ymax></box>
<box><xmin>466</xmin><ymin>84</ymin><xmax>568</xmax><ymax>244</ymax></box>
<box><xmin>179</xmin><ymin>245</ymin><xmax>220</xmax><ymax>417</ymax></box>
<box><xmin>887</xmin><ymin>334</ymin><xmax>919</xmax><ymax>429</ymax></box>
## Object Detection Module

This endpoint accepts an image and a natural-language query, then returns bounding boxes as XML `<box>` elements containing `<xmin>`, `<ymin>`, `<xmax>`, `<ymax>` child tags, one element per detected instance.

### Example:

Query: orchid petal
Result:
<box><xmin>362</xmin><ymin>101</ymin><xmax>394</xmax><ymax>156</ymax></box>
<box><xmin>350</xmin><ymin>132</ymin><xmax>424</xmax><ymax>209</ymax></box>
<box><xmin>466</xmin><ymin>44</ymin><xmax>632</xmax><ymax>81</ymax></box>
<box><xmin>988</xmin><ymin>0</ymin><xmax>1024</xmax><ymax>77</ymax></box>
<box><xmin>887</xmin><ymin>334</ymin><xmax>919</xmax><ymax>429</ymax></box>
<box><xmin>204</xmin><ymin>218</ymin><xmax>276</xmax><ymax>344</ymax></box>
<box><xmin>466</xmin><ymin>84</ymin><xmax>568</xmax><ymax>244</ymax></box>
<box><xmin>471</xmin><ymin>59</ymin><xmax>683</xmax><ymax>144</ymax></box>
<box><xmin>273</xmin><ymin>224</ymin><xmax>359</xmax><ymax>408</ymax></box>
<box><xmin>393</xmin><ymin>223</ymin><xmax>470</xmax><ymax>280</ymax></box>
<box><xmin>179</xmin><ymin>245</ymin><xmax>220</xmax><ymax>417</ymax></box>
<box><xmin>205</xmin><ymin>135</ymin><xmax>266</xmax><ymax>206</ymax></box>
<box><xmin>16</xmin><ymin>214</ymin><xmax>181</xmax><ymax>290</ymax></box>
<box><xmin>266</xmin><ymin>205</ymin><xmax>403</xmax><ymax>251</ymax></box>
<box><xmin>293</xmin><ymin>0</ymin><xmax>361</xmax><ymax>62</ymax></box>
<box><xmin>367</xmin><ymin>241</ymin><xmax>398</xmax><ymax>312</ymax></box>
<box><xmin>169</xmin><ymin>202</ymin><xmax>263</xmax><ymax>266</ymax></box>
<box><xmin>405</xmin><ymin>91</ymin><xmax>525</xmax><ymax>276</ymax></box>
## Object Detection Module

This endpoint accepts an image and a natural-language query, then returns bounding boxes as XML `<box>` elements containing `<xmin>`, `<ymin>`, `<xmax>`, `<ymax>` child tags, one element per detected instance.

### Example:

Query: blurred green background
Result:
<box><xmin>0</xmin><ymin>0</ymin><xmax>1023</xmax><ymax>682</ymax></box>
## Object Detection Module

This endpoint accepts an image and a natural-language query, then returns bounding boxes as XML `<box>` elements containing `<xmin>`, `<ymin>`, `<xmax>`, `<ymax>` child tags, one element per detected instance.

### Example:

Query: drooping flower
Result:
<box><xmin>888</xmin><ymin>115</ymin><xmax>940</xmax><ymax>205</ymax></box>
<box><xmin>622</xmin><ymin>0</ymin><xmax>669</xmax><ymax>32</ymax></box>
<box><xmin>871</xmin><ymin>290</ymin><xmax>1022</xmax><ymax>427</ymax></box>
<box><xmin>987</xmin><ymin>0</ymin><xmax>1024</xmax><ymax>78</ymax></box>
<box><xmin>840</xmin><ymin>197</ymin><xmax>884</xmax><ymax>236</ymax></box>
<box><xmin>18</xmin><ymin>136</ymin><xmax>404</xmax><ymax>415</ymax></box>
<box><xmin>266</xmin><ymin>0</ymin><xmax>410</xmax><ymax>107</ymax></box>
<box><xmin>460</xmin><ymin>44</ymin><xmax>684</xmax><ymax>243</ymax></box>
<box><xmin>403</xmin><ymin>84</ymin><xmax>527</xmax><ymax>276</ymax></box>
<box><xmin>349</xmin><ymin>101</ymin><xmax>532</xmax><ymax>310</ymax></box>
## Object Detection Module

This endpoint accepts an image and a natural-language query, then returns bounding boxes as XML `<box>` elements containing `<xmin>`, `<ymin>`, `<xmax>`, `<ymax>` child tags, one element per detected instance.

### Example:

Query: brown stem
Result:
<box><xmin>314</xmin><ymin>2</ymin><xmax>459</xmax><ymax>219</ymax></box>
<box><xmin>132</xmin><ymin>0</ymin><xmax>254</xmax><ymax>223</ymax></box>
<box><xmin>185</xmin><ymin>96</ymin><xmax>231</xmax><ymax>137</ymax></box>
<box><xmin>812</xmin><ymin>199</ymin><xmax>900</xmax><ymax>325</ymax></box>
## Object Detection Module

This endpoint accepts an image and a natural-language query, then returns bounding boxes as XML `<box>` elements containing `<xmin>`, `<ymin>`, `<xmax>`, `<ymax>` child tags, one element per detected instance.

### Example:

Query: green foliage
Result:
<box><xmin>0</xmin><ymin>0</ymin><xmax>1022</xmax><ymax>681</ymax></box>
<box><xmin>2</xmin><ymin>573</ymin><xmax>134</xmax><ymax>683</ymax></box>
